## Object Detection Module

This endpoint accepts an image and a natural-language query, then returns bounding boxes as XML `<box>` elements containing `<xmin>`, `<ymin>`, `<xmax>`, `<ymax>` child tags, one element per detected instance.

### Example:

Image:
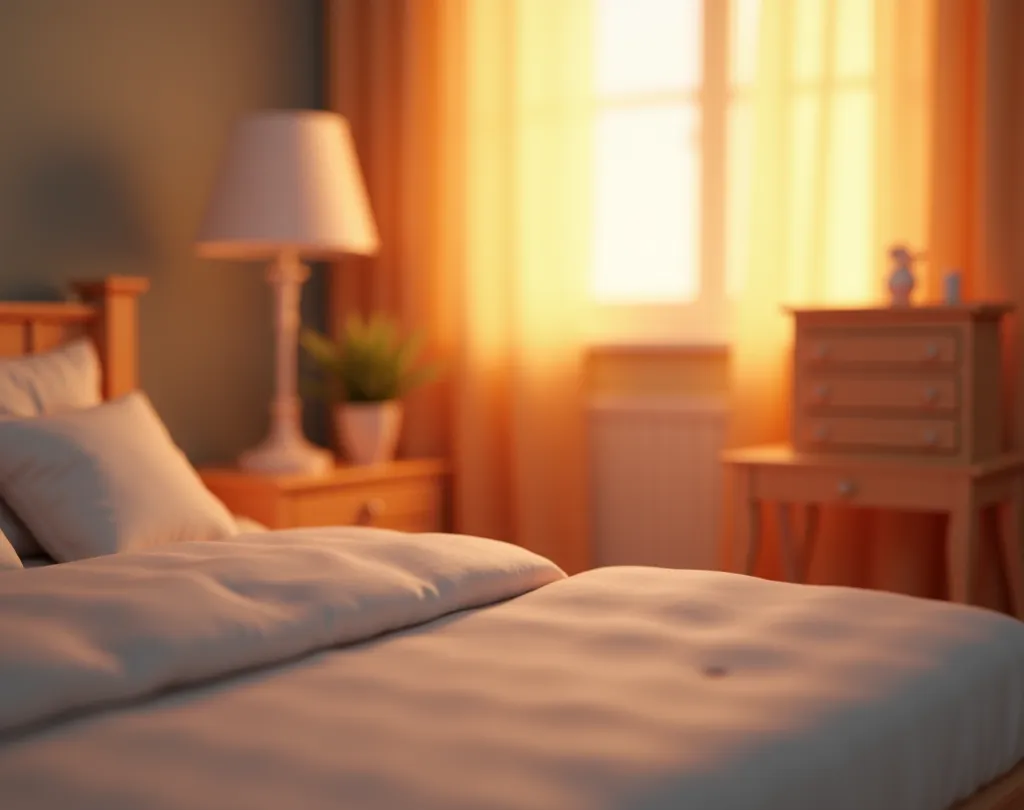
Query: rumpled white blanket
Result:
<box><xmin>0</xmin><ymin>527</ymin><xmax>564</xmax><ymax>733</ymax></box>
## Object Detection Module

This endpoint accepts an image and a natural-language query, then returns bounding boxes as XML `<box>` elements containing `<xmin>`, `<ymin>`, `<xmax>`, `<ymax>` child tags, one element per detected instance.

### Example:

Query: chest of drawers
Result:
<box><xmin>789</xmin><ymin>304</ymin><xmax>1012</xmax><ymax>463</ymax></box>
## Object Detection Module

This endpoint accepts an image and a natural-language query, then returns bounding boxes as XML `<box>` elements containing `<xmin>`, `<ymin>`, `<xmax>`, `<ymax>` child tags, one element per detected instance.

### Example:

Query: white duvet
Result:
<box><xmin>1</xmin><ymin>527</ymin><xmax>1024</xmax><ymax>810</ymax></box>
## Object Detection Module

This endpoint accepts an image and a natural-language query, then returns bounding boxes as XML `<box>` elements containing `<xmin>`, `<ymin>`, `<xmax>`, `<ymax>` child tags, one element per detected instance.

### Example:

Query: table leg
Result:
<box><xmin>800</xmin><ymin>504</ymin><xmax>820</xmax><ymax>583</ymax></box>
<box><xmin>947</xmin><ymin>491</ymin><xmax>979</xmax><ymax>606</ymax></box>
<box><xmin>998</xmin><ymin>480</ymin><xmax>1024</xmax><ymax>620</ymax></box>
<box><xmin>777</xmin><ymin>503</ymin><xmax>819</xmax><ymax>584</ymax></box>
<box><xmin>777</xmin><ymin>503</ymin><xmax>798</xmax><ymax>582</ymax></box>
<box><xmin>732</xmin><ymin>468</ymin><xmax>760</xmax><ymax>575</ymax></box>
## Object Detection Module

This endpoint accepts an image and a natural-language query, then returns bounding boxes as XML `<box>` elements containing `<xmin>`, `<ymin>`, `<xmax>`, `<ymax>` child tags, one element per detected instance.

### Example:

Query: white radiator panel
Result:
<box><xmin>588</xmin><ymin>396</ymin><xmax>730</xmax><ymax>571</ymax></box>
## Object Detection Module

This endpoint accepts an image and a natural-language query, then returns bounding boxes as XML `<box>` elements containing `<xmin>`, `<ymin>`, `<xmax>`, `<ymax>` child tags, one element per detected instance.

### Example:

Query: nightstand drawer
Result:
<box><xmin>798</xmin><ymin>376</ymin><xmax>958</xmax><ymax>413</ymax></box>
<box><xmin>199</xmin><ymin>459</ymin><xmax>448</xmax><ymax>532</ymax></box>
<box><xmin>289</xmin><ymin>478</ymin><xmax>440</xmax><ymax>530</ymax></box>
<box><xmin>797</xmin><ymin>416</ymin><xmax>957</xmax><ymax>455</ymax></box>
<box><xmin>799</xmin><ymin>329</ymin><xmax>958</xmax><ymax>369</ymax></box>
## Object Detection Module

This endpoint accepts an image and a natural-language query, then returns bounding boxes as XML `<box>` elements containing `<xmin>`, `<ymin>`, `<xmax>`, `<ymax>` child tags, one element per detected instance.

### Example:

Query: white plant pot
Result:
<box><xmin>335</xmin><ymin>401</ymin><xmax>403</xmax><ymax>466</ymax></box>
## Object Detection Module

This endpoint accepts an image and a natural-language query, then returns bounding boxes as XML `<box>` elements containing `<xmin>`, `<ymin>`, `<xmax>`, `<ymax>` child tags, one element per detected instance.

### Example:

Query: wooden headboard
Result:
<box><xmin>0</xmin><ymin>276</ymin><xmax>149</xmax><ymax>399</ymax></box>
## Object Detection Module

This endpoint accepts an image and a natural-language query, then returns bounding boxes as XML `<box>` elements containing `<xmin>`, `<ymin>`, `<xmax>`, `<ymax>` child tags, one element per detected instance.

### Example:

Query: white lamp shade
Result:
<box><xmin>196</xmin><ymin>110</ymin><xmax>380</xmax><ymax>260</ymax></box>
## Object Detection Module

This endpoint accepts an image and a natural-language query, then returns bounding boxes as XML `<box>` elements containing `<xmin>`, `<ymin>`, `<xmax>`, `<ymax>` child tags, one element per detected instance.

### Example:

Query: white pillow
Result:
<box><xmin>0</xmin><ymin>338</ymin><xmax>101</xmax><ymax>557</ymax></box>
<box><xmin>0</xmin><ymin>531</ymin><xmax>22</xmax><ymax>571</ymax></box>
<box><xmin>0</xmin><ymin>391</ymin><xmax>237</xmax><ymax>562</ymax></box>
<box><xmin>0</xmin><ymin>337</ymin><xmax>100</xmax><ymax>417</ymax></box>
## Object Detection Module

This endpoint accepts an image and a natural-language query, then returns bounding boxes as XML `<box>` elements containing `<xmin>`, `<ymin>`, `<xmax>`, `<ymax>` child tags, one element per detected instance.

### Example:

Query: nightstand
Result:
<box><xmin>200</xmin><ymin>458</ymin><xmax>448</xmax><ymax>532</ymax></box>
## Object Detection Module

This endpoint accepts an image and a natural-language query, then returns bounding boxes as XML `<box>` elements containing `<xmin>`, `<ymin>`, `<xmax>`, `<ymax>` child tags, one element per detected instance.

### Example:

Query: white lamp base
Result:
<box><xmin>238</xmin><ymin>432</ymin><xmax>332</xmax><ymax>475</ymax></box>
<box><xmin>239</xmin><ymin>252</ymin><xmax>333</xmax><ymax>477</ymax></box>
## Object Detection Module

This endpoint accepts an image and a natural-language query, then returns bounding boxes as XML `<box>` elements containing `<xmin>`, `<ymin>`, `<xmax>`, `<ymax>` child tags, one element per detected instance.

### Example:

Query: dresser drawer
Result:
<box><xmin>798</xmin><ymin>376</ymin><xmax>958</xmax><ymax>413</ymax></box>
<box><xmin>797</xmin><ymin>416</ymin><xmax>957</xmax><ymax>455</ymax></box>
<box><xmin>799</xmin><ymin>329</ymin><xmax>958</xmax><ymax>369</ymax></box>
<box><xmin>288</xmin><ymin>478</ymin><xmax>441</xmax><ymax>530</ymax></box>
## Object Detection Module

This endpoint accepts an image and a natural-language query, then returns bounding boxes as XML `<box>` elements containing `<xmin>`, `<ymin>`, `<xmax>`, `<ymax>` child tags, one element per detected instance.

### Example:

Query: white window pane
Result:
<box><xmin>729</xmin><ymin>0</ymin><xmax>762</xmax><ymax>88</ymax></box>
<box><xmin>592</xmin><ymin>105</ymin><xmax>701</xmax><ymax>303</ymax></box>
<box><xmin>725</xmin><ymin>99</ymin><xmax>754</xmax><ymax>297</ymax></box>
<box><xmin>835</xmin><ymin>0</ymin><xmax>874</xmax><ymax>80</ymax></box>
<box><xmin>595</xmin><ymin>0</ymin><xmax>703</xmax><ymax>95</ymax></box>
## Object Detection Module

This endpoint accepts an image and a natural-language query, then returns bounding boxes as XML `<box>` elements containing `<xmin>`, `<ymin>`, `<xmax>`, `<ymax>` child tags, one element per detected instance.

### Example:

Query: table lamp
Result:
<box><xmin>196</xmin><ymin>110</ymin><xmax>379</xmax><ymax>474</ymax></box>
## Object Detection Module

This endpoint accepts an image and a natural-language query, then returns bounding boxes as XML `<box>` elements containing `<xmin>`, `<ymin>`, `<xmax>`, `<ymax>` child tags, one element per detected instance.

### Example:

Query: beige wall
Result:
<box><xmin>0</xmin><ymin>0</ymin><xmax>324</xmax><ymax>464</ymax></box>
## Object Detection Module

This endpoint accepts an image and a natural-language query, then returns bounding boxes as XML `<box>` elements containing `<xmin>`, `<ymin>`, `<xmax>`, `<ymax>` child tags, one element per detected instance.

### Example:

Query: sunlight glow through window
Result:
<box><xmin>591</xmin><ymin>0</ymin><xmax>760</xmax><ymax>309</ymax></box>
<box><xmin>592</xmin><ymin>0</ymin><xmax>703</xmax><ymax>304</ymax></box>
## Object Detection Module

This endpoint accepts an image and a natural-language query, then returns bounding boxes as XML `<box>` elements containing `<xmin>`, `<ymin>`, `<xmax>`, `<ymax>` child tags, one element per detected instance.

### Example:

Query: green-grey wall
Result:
<box><xmin>0</xmin><ymin>0</ymin><xmax>327</xmax><ymax>464</ymax></box>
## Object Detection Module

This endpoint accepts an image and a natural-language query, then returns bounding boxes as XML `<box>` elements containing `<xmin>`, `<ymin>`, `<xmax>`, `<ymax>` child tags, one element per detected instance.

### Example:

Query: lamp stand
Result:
<box><xmin>238</xmin><ymin>250</ymin><xmax>332</xmax><ymax>475</ymax></box>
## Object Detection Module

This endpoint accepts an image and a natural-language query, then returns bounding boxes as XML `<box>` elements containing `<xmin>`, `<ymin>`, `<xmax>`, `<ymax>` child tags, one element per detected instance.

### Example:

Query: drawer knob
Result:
<box><xmin>923</xmin><ymin>429</ymin><xmax>940</xmax><ymax>447</ymax></box>
<box><xmin>923</xmin><ymin>386</ymin><xmax>940</xmax><ymax>405</ymax></box>
<box><xmin>923</xmin><ymin>344</ymin><xmax>939</xmax><ymax>361</ymax></box>
<box><xmin>811</xmin><ymin>344</ymin><xmax>831</xmax><ymax>361</ymax></box>
<box><xmin>812</xmin><ymin>425</ymin><xmax>831</xmax><ymax>443</ymax></box>
<box><xmin>356</xmin><ymin>498</ymin><xmax>386</xmax><ymax>526</ymax></box>
<box><xmin>812</xmin><ymin>384</ymin><xmax>831</xmax><ymax>403</ymax></box>
<box><xmin>837</xmin><ymin>479</ymin><xmax>856</xmax><ymax>498</ymax></box>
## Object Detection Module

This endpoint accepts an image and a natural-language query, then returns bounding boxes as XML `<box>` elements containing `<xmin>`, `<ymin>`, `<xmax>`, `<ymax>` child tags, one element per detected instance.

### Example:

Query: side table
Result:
<box><xmin>723</xmin><ymin>444</ymin><xmax>1024</xmax><ymax>618</ymax></box>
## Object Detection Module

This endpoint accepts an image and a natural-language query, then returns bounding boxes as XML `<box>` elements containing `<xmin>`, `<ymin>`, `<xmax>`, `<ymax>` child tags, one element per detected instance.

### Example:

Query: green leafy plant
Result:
<box><xmin>300</xmin><ymin>314</ymin><xmax>441</xmax><ymax>404</ymax></box>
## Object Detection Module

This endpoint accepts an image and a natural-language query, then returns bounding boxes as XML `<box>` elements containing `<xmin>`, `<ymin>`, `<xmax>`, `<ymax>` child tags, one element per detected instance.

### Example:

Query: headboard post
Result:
<box><xmin>72</xmin><ymin>276</ymin><xmax>150</xmax><ymax>399</ymax></box>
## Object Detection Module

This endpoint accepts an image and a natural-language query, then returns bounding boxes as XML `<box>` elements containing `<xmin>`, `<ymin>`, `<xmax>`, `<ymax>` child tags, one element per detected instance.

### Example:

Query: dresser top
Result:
<box><xmin>784</xmin><ymin>302</ymin><xmax>1013</xmax><ymax>324</ymax></box>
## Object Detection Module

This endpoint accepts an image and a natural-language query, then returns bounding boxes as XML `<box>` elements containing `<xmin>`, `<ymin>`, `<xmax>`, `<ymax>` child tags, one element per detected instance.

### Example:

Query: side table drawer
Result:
<box><xmin>288</xmin><ymin>478</ymin><xmax>442</xmax><ymax>531</ymax></box>
<box><xmin>749</xmin><ymin>464</ymin><xmax>955</xmax><ymax>511</ymax></box>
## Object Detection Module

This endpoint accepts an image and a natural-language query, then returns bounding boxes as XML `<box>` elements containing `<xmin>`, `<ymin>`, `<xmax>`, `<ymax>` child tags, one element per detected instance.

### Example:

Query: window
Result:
<box><xmin>589</xmin><ymin>0</ymin><xmax>761</xmax><ymax>345</ymax></box>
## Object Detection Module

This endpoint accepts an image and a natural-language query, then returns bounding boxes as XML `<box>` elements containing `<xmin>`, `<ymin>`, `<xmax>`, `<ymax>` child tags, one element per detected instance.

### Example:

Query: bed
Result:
<box><xmin>1</xmin><ymin>276</ymin><xmax>1024</xmax><ymax>810</ymax></box>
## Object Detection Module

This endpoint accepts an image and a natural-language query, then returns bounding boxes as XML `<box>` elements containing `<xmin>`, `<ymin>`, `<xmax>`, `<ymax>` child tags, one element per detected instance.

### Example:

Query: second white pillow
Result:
<box><xmin>0</xmin><ymin>391</ymin><xmax>237</xmax><ymax>562</ymax></box>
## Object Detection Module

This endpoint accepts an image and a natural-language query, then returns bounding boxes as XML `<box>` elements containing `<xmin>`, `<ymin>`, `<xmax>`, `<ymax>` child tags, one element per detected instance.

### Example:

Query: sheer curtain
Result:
<box><xmin>326</xmin><ymin>0</ymin><xmax>593</xmax><ymax>573</ymax></box>
<box><xmin>727</xmin><ymin>0</ymin><xmax>940</xmax><ymax>588</ymax></box>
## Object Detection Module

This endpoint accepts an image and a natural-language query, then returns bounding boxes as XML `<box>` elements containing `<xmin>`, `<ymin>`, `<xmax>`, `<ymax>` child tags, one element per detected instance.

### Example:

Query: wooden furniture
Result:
<box><xmin>0</xmin><ymin>275</ymin><xmax>148</xmax><ymax>398</ymax></box>
<box><xmin>199</xmin><ymin>459</ymin><xmax>448</xmax><ymax>532</ymax></box>
<box><xmin>791</xmin><ymin>304</ymin><xmax>1010</xmax><ymax>462</ymax></box>
<box><xmin>724</xmin><ymin>445</ymin><xmax>1024</xmax><ymax>618</ymax></box>
<box><xmin>724</xmin><ymin>303</ymin><xmax>1024</xmax><ymax>618</ymax></box>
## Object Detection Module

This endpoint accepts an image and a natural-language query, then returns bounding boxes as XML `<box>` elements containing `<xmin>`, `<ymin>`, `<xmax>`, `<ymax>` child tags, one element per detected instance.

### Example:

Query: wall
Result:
<box><xmin>0</xmin><ymin>0</ymin><xmax>325</xmax><ymax>464</ymax></box>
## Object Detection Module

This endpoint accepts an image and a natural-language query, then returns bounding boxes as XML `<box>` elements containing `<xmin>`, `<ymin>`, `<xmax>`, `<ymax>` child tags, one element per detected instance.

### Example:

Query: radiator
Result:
<box><xmin>588</xmin><ymin>395</ymin><xmax>731</xmax><ymax>571</ymax></box>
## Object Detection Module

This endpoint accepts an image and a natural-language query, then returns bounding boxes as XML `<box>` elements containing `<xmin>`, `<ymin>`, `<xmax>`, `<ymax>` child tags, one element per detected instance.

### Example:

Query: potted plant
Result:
<box><xmin>300</xmin><ymin>314</ymin><xmax>439</xmax><ymax>466</ymax></box>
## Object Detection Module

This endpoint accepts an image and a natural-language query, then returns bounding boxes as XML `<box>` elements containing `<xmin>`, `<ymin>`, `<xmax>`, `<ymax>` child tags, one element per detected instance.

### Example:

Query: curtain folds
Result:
<box><xmin>326</xmin><ymin>0</ymin><xmax>592</xmax><ymax>573</ymax></box>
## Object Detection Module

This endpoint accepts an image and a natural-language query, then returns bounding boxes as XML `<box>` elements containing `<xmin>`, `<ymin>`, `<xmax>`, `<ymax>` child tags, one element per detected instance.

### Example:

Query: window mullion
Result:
<box><xmin>699</xmin><ymin>0</ymin><xmax>728</xmax><ymax>306</ymax></box>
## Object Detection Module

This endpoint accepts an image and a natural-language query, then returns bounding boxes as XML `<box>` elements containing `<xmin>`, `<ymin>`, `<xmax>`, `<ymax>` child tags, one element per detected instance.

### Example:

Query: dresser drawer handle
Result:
<box><xmin>812</xmin><ymin>384</ymin><xmax>831</xmax><ymax>403</ymax></box>
<box><xmin>356</xmin><ymin>498</ymin><xmax>386</xmax><ymax>526</ymax></box>
<box><xmin>812</xmin><ymin>425</ymin><xmax>831</xmax><ymax>443</ymax></box>
<box><xmin>923</xmin><ymin>344</ymin><xmax>940</xmax><ymax>361</ymax></box>
<box><xmin>836</xmin><ymin>480</ymin><xmax>857</xmax><ymax>498</ymax></box>
<box><xmin>923</xmin><ymin>429</ymin><xmax>940</xmax><ymax>448</ymax></box>
<box><xmin>811</xmin><ymin>344</ymin><xmax>831</xmax><ymax>362</ymax></box>
<box><xmin>922</xmin><ymin>387</ymin><xmax>940</xmax><ymax>405</ymax></box>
